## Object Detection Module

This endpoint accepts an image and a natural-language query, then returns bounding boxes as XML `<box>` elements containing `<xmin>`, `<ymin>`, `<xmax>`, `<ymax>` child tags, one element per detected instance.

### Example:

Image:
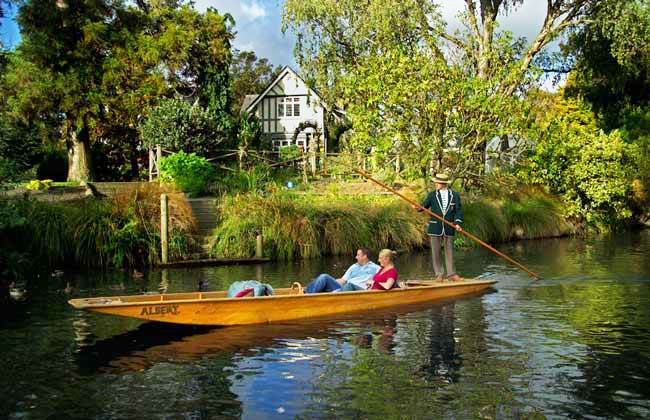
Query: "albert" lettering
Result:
<box><xmin>140</xmin><ymin>305</ymin><xmax>179</xmax><ymax>316</ymax></box>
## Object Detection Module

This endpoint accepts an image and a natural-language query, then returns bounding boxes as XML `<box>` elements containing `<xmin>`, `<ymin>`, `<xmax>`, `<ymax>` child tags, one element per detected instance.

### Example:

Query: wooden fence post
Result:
<box><xmin>161</xmin><ymin>193</ymin><xmax>169</xmax><ymax>264</ymax></box>
<box><xmin>156</xmin><ymin>144</ymin><xmax>162</xmax><ymax>183</ymax></box>
<box><xmin>256</xmin><ymin>233</ymin><xmax>263</xmax><ymax>258</ymax></box>
<box><xmin>149</xmin><ymin>148</ymin><xmax>153</xmax><ymax>181</ymax></box>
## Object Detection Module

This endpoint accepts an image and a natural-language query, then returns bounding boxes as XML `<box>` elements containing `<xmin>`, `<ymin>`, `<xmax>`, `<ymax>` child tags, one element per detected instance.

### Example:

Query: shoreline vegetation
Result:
<box><xmin>209</xmin><ymin>184</ymin><xmax>575</xmax><ymax>260</ymax></box>
<box><xmin>1</xmin><ymin>174</ymin><xmax>647</xmax><ymax>296</ymax></box>
<box><xmin>0</xmin><ymin>184</ymin><xmax>198</xmax><ymax>283</ymax></box>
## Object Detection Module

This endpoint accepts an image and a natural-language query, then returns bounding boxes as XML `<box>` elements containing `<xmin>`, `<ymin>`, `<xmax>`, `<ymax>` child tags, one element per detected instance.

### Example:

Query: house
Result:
<box><xmin>241</xmin><ymin>66</ymin><xmax>334</xmax><ymax>154</ymax></box>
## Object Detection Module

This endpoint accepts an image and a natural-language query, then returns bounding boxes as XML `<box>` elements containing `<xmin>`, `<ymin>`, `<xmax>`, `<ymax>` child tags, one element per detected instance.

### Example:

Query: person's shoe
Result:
<box><xmin>448</xmin><ymin>274</ymin><xmax>461</xmax><ymax>282</ymax></box>
<box><xmin>435</xmin><ymin>275</ymin><xmax>445</xmax><ymax>283</ymax></box>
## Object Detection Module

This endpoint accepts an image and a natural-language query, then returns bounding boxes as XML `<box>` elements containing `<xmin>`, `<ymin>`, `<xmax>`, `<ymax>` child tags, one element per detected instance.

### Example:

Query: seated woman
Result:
<box><xmin>367</xmin><ymin>249</ymin><xmax>399</xmax><ymax>290</ymax></box>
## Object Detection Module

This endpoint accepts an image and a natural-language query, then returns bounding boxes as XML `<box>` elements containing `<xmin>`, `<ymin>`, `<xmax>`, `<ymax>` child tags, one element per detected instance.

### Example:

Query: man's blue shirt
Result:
<box><xmin>342</xmin><ymin>261</ymin><xmax>381</xmax><ymax>289</ymax></box>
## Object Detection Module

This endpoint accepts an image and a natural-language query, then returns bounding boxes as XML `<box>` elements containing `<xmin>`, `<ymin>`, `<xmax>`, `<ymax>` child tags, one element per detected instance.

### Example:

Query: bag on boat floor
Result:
<box><xmin>227</xmin><ymin>280</ymin><xmax>274</xmax><ymax>298</ymax></box>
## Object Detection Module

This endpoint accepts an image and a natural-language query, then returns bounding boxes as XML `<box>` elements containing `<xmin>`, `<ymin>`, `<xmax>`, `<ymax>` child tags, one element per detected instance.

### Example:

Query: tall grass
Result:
<box><xmin>211</xmin><ymin>188</ymin><xmax>574</xmax><ymax>259</ymax></box>
<box><xmin>210</xmin><ymin>192</ymin><xmax>428</xmax><ymax>260</ymax></box>
<box><xmin>1</xmin><ymin>183</ymin><xmax>199</xmax><ymax>271</ymax></box>
<box><xmin>457</xmin><ymin>190</ymin><xmax>573</xmax><ymax>247</ymax></box>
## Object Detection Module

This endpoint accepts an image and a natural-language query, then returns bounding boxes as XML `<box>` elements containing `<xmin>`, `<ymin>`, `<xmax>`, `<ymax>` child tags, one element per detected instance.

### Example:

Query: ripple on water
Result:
<box><xmin>4</xmin><ymin>232</ymin><xmax>650</xmax><ymax>419</ymax></box>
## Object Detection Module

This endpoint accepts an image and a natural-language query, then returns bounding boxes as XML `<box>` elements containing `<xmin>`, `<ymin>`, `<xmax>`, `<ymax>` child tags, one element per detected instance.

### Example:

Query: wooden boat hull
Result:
<box><xmin>68</xmin><ymin>279</ymin><xmax>497</xmax><ymax>326</ymax></box>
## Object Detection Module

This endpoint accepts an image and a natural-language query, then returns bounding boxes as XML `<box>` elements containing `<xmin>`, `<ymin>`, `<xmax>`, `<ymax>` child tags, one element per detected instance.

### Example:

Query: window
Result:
<box><xmin>285</xmin><ymin>99</ymin><xmax>293</xmax><ymax>117</ymax></box>
<box><xmin>272</xmin><ymin>135</ymin><xmax>293</xmax><ymax>151</ymax></box>
<box><xmin>278</xmin><ymin>97</ymin><xmax>300</xmax><ymax>118</ymax></box>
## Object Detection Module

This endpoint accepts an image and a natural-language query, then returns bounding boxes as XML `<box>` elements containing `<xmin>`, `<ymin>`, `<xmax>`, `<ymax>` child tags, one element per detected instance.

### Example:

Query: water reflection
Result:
<box><xmin>73</xmin><ymin>293</ymin><xmax>491</xmax><ymax>376</ymax></box>
<box><xmin>3</xmin><ymin>231</ymin><xmax>650</xmax><ymax>419</ymax></box>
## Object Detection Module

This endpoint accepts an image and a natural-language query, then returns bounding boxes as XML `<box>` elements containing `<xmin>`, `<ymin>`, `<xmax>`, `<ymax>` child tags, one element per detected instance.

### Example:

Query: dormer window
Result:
<box><xmin>278</xmin><ymin>97</ymin><xmax>300</xmax><ymax>117</ymax></box>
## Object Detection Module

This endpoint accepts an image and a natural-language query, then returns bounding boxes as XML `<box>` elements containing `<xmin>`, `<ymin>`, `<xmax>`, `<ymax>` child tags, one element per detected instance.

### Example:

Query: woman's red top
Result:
<box><xmin>371</xmin><ymin>267</ymin><xmax>398</xmax><ymax>290</ymax></box>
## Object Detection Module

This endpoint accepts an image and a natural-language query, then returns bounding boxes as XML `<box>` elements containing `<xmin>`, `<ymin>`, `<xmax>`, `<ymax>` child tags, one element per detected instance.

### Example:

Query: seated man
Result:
<box><xmin>304</xmin><ymin>248</ymin><xmax>380</xmax><ymax>293</ymax></box>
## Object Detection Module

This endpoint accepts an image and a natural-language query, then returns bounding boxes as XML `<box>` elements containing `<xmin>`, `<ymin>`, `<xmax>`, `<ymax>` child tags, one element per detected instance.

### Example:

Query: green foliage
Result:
<box><xmin>519</xmin><ymin>97</ymin><xmax>638</xmax><ymax>230</ymax></box>
<box><xmin>563</xmin><ymin>0</ymin><xmax>650</xmax><ymax>128</ymax></box>
<box><xmin>219</xmin><ymin>165</ymin><xmax>272</xmax><ymax>194</ymax></box>
<box><xmin>230</xmin><ymin>49</ymin><xmax>282</xmax><ymax>113</ymax></box>
<box><xmin>457</xmin><ymin>192</ymin><xmax>571</xmax><ymax>248</ymax></box>
<box><xmin>210</xmin><ymin>192</ymin><xmax>428</xmax><ymax>260</ymax></box>
<box><xmin>0</xmin><ymin>198</ymin><xmax>29</xmax><ymax>280</ymax></box>
<box><xmin>211</xmin><ymin>186</ymin><xmax>572</xmax><ymax>259</ymax></box>
<box><xmin>140</xmin><ymin>99</ymin><xmax>227</xmax><ymax>155</ymax></box>
<box><xmin>282</xmin><ymin>0</ymin><xmax>589</xmax><ymax>184</ymax></box>
<box><xmin>24</xmin><ymin>179</ymin><xmax>53</xmax><ymax>190</ymax></box>
<box><xmin>2</xmin><ymin>2</ymin><xmax>235</xmax><ymax>181</ymax></box>
<box><xmin>236</xmin><ymin>112</ymin><xmax>265</xmax><ymax>151</ymax></box>
<box><xmin>36</xmin><ymin>147</ymin><xmax>67</xmax><ymax>181</ymax></box>
<box><xmin>279</xmin><ymin>144</ymin><xmax>302</xmax><ymax>162</ymax></box>
<box><xmin>0</xmin><ymin>117</ymin><xmax>42</xmax><ymax>181</ymax></box>
<box><xmin>159</xmin><ymin>151</ymin><xmax>215</xmax><ymax>197</ymax></box>
<box><xmin>0</xmin><ymin>184</ymin><xmax>198</xmax><ymax>276</ymax></box>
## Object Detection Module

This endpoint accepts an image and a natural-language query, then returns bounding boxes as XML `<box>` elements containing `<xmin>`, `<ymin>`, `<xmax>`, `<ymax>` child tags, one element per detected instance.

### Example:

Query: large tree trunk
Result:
<box><xmin>67</xmin><ymin>126</ymin><xmax>92</xmax><ymax>182</ymax></box>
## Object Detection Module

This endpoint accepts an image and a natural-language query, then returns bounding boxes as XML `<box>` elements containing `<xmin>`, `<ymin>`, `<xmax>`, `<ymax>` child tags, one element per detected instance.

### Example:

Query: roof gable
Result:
<box><xmin>244</xmin><ymin>66</ymin><xmax>323</xmax><ymax>113</ymax></box>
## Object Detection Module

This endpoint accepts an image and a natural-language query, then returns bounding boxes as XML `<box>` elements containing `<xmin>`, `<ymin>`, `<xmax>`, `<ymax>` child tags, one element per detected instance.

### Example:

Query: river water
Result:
<box><xmin>2</xmin><ymin>231</ymin><xmax>650</xmax><ymax>419</ymax></box>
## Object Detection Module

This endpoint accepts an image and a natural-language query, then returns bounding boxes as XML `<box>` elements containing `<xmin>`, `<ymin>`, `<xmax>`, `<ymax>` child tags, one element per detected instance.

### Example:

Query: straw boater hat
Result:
<box><xmin>433</xmin><ymin>173</ymin><xmax>450</xmax><ymax>184</ymax></box>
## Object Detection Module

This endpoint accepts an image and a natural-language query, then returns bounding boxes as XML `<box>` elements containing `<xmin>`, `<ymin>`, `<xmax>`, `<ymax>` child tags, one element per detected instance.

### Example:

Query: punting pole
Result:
<box><xmin>355</xmin><ymin>169</ymin><xmax>541</xmax><ymax>279</ymax></box>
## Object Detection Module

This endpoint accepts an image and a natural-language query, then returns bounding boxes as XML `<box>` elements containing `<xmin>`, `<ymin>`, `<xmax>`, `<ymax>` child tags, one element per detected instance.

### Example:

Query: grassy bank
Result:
<box><xmin>209</xmin><ymin>187</ymin><xmax>574</xmax><ymax>260</ymax></box>
<box><xmin>0</xmin><ymin>184</ymin><xmax>198</xmax><ymax>281</ymax></box>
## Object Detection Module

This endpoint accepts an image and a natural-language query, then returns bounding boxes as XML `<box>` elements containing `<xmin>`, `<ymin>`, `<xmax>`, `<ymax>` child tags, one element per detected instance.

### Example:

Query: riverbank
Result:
<box><xmin>208</xmin><ymin>185</ymin><xmax>575</xmax><ymax>260</ymax></box>
<box><xmin>0</xmin><ymin>178</ymin><xmax>614</xmax><ymax>285</ymax></box>
<box><xmin>0</xmin><ymin>183</ymin><xmax>198</xmax><ymax>291</ymax></box>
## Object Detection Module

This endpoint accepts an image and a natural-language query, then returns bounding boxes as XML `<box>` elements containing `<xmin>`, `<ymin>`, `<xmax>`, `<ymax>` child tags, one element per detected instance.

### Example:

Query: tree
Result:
<box><xmin>9</xmin><ymin>0</ymin><xmax>126</xmax><ymax>181</ymax></box>
<box><xmin>282</xmin><ymin>0</ymin><xmax>597</xmax><ymax>183</ymax></box>
<box><xmin>230</xmin><ymin>49</ymin><xmax>282</xmax><ymax>112</ymax></box>
<box><xmin>562</xmin><ymin>0</ymin><xmax>650</xmax><ymax>128</ymax></box>
<box><xmin>519</xmin><ymin>96</ymin><xmax>639</xmax><ymax>229</ymax></box>
<box><xmin>99</xmin><ymin>4</ymin><xmax>235</xmax><ymax>178</ymax></box>
<box><xmin>4</xmin><ymin>1</ymin><xmax>234</xmax><ymax>181</ymax></box>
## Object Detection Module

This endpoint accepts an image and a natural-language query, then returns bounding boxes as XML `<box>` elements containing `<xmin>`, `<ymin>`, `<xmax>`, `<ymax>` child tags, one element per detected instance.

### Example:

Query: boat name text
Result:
<box><xmin>140</xmin><ymin>305</ymin><xmax>179</xmax><ymax>316</ymax></box>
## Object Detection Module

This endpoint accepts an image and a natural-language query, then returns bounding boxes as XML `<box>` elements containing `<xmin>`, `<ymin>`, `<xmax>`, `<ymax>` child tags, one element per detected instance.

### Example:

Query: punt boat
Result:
<box><xmin>68</xmin><ymin>278</ymin><xmax>497</xmax><ymax>326</ymax></box>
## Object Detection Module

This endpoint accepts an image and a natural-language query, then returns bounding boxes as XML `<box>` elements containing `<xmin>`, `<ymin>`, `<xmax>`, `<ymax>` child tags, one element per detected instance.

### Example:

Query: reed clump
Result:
<box><xmin>210</xmin><ymin>192</ymin><xmax>428</xmax><ymax>260</ymax></box>
<box><xmin>210</xmin><ymin>186</ymin><xmax>573</xmax><ymax>259</ymax></box>
<box><xmin>1</xmin><ymin>184</ymin><xmax>199</xmax><ymax>270</ymax></box>
<box><xmin>457</xmin><ymin>188</ymin><xmax>573</xmax><ymax>247</ymax></box>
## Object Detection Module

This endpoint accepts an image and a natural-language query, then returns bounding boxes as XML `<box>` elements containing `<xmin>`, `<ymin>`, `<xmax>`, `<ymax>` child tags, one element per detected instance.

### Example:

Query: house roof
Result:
<box><xmin>243</xmin><ymin>66</ymin><xmax>323</xmax><ymax>114</ymax></box>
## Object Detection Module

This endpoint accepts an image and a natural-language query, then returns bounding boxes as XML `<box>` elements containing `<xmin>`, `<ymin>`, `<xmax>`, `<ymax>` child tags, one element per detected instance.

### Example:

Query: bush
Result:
<box><xmin>519</xmin><ymin>97</ymin><xmax>638</xmax><ymax>230</ymax></box>
<box><xmin>159</xmin><ymin>151</ymin><xmax>215</xmax><ymax>197</ymax></box>
<box><xmin>36</xmin><ymin>147</ymin><xmax>68</xmax><ymax>181</ymax></box>
<box><xmin>25</xmin><ymin>179</ymin><xmax>53</xmax><ymax>190</ymax></box>
<box><xmin>140</xmin><ymin>99</ymin><xmax>229</xmax><ymax>156</ymax></box>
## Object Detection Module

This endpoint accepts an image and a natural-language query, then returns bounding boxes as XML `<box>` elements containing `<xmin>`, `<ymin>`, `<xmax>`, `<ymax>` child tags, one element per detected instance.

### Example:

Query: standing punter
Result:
<box><xmin>415</xmin><ymin>173</ymin><xmax>464</xmax><ymax>282</ymax></box>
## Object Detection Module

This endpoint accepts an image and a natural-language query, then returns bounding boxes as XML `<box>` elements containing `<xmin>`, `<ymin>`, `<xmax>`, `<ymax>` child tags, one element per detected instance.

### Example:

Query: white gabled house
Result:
<box><xmin>241</xmin><ymin>66</ymin><xmax>331</xmax><ymax>154</ymax></box>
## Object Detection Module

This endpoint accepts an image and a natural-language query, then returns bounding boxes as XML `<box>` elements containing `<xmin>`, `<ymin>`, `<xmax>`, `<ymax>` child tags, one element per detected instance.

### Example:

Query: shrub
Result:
<box><xmin>140</xmin><ymin>99</ymin><xmax>228</xmax><ymax>156</ymax></box>
<box><xmin>159</xmin><ymin>151</ymin><xmax>215</xmax><ymax>197</ymax></box>
<box><xmin>0</xmin><ymin>183</ymin><xmax>199</xmax><ymax>276</ymax></box>
<box><xmin>25</xmin><ymin>179</ymin><xmax>53</xmax><ymax>190</ymax></box>
<box><xmin>519</xmin><ymin>97</ymin><xmax>638</xmax><ymax>230</ymax></box>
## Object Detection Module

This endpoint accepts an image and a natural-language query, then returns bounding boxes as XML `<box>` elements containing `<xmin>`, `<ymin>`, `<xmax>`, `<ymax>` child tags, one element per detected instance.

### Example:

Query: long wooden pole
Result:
<box><xmin>355</xmin><ymin>169</ymin><xmax>540</xmax><ymax>279</ymax></box>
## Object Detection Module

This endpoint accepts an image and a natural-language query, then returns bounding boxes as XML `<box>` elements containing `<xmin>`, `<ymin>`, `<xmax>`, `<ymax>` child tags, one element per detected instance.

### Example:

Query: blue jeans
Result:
<box><xmin>340</xmin><ymin>282</ymin><xmax>364</xmax><ymax>292</ymax></box>
<box><xmin>305</xmin><ymin>274</ymin><xmax>341</xmax><ymax>293</ymax></box>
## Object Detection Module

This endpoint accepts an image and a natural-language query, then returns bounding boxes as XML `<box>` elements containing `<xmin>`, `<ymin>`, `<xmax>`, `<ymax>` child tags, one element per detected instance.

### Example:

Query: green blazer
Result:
<box><xmin>421</xmin><ymin>189</ymin><xmax>464</xmax><ymax>236</ymax></box>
